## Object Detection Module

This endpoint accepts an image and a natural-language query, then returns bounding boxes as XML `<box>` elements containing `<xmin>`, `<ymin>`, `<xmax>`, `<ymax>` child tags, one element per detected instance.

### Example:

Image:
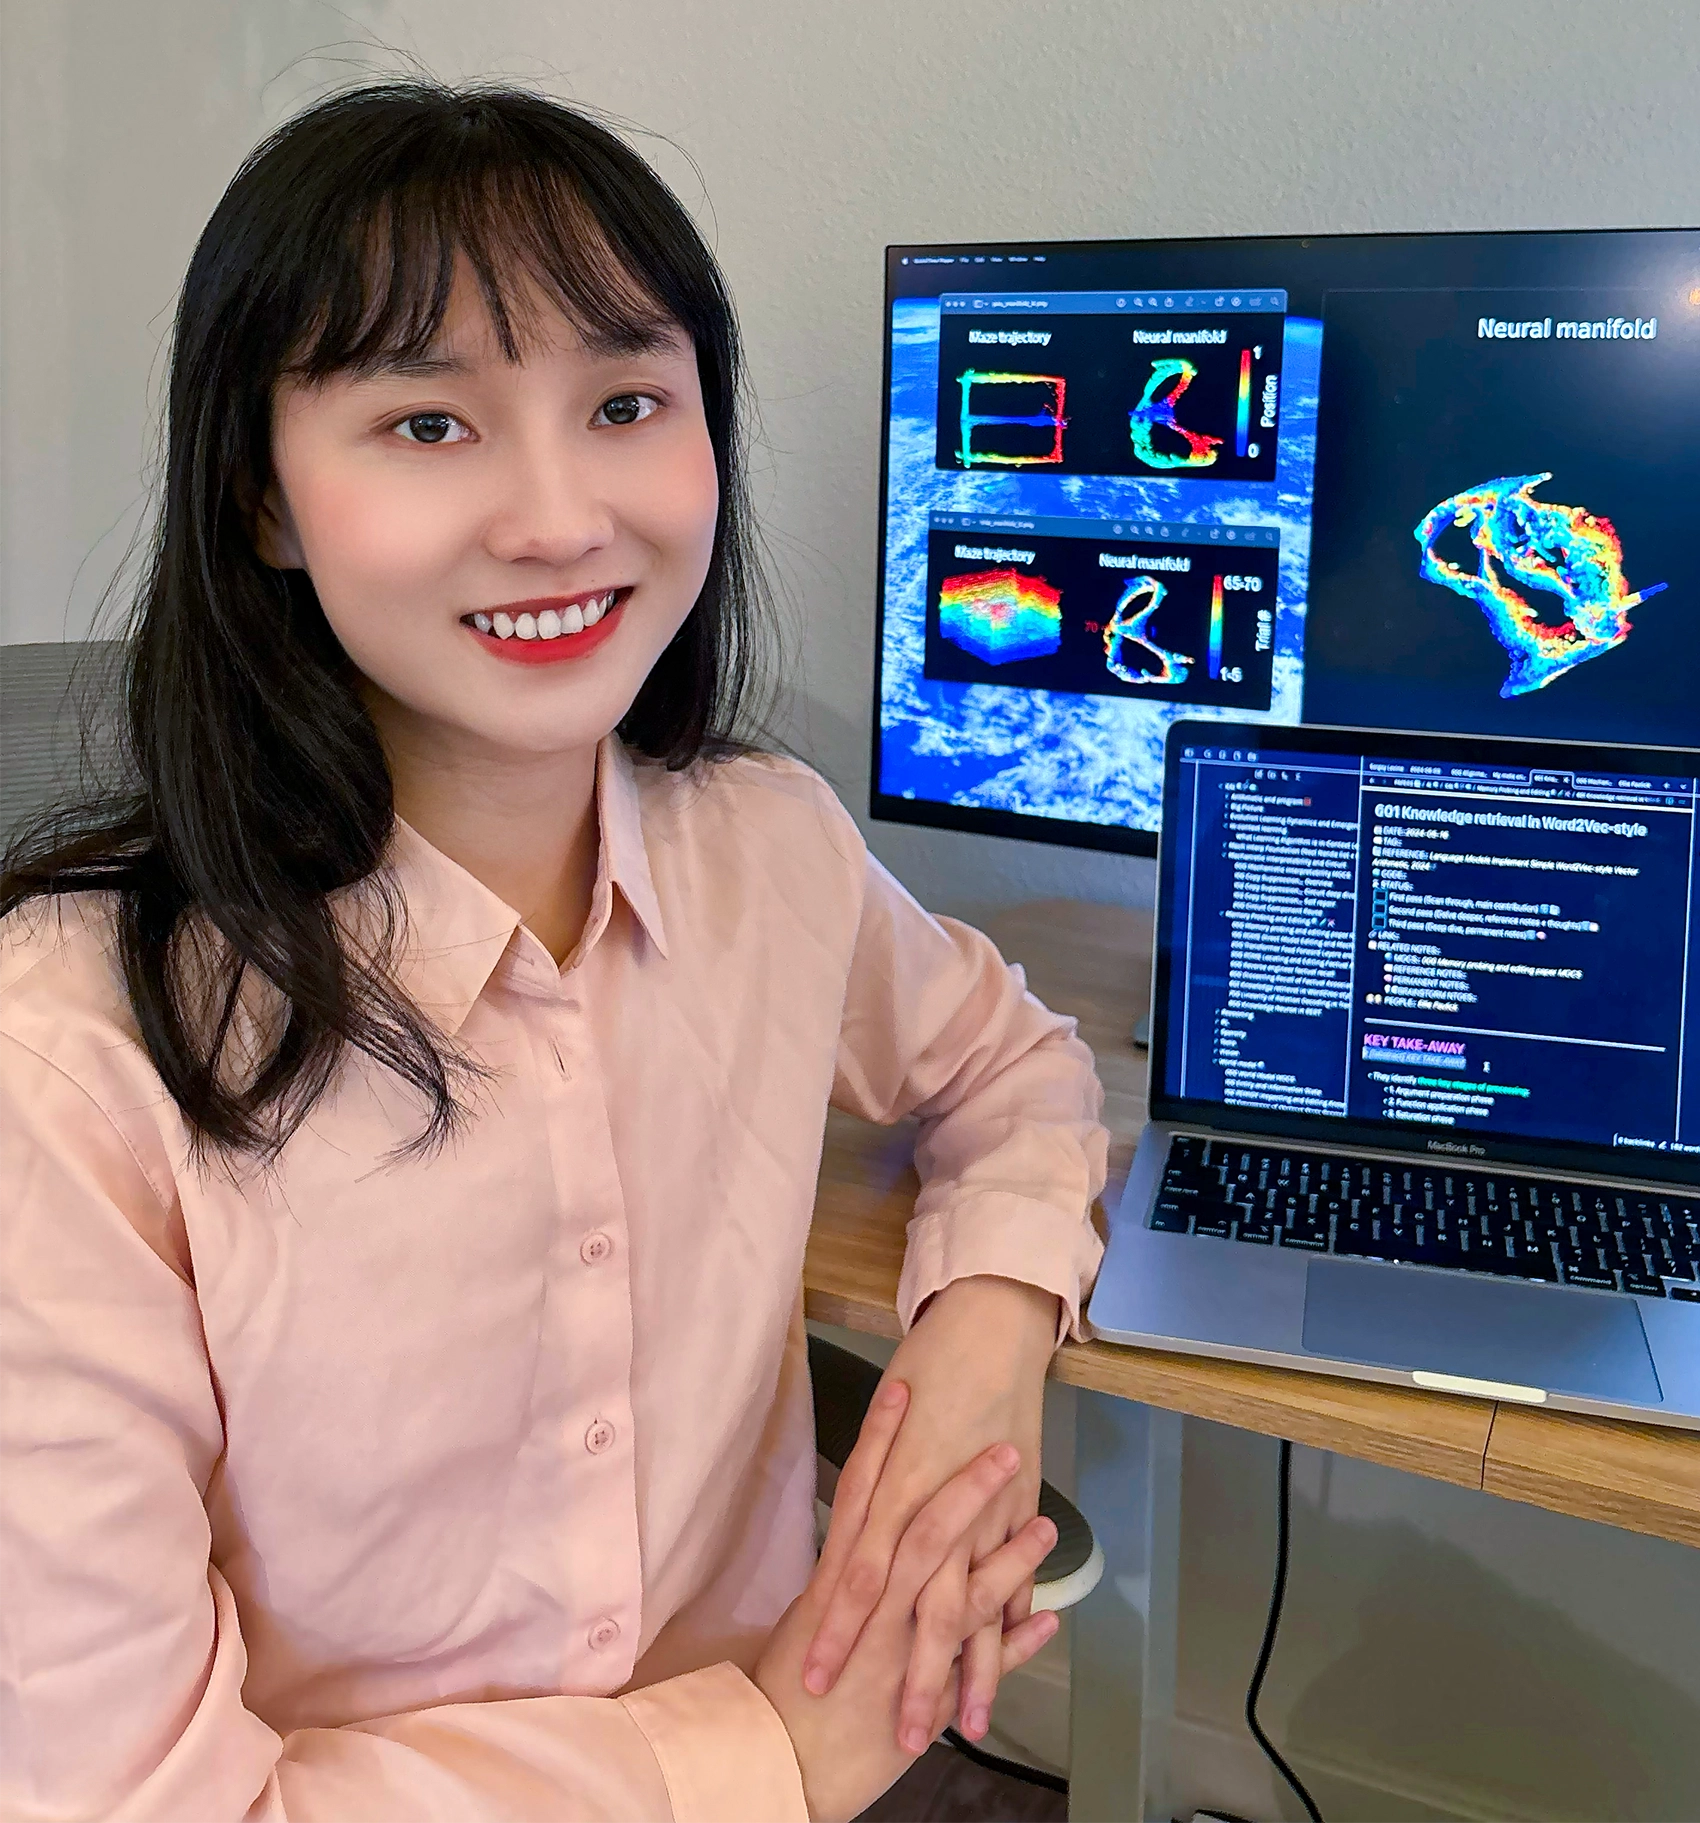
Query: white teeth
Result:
<box><xmin>478</xmin><ymin>594</ymin><xmax>616</xmax><ymax>645</ymax></box>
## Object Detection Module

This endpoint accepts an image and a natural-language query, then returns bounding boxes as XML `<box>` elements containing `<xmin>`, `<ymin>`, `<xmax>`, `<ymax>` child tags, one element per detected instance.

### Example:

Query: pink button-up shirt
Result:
<box><xmin>1</xmin><ymin>740</ymin><xmax>1107</xmax><ymax>1822</ymax></box>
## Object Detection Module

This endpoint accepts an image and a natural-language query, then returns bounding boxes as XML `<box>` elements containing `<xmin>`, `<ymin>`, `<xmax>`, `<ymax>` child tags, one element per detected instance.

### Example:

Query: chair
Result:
<box><xmin>0</xmin><ymin>642</ymin><xmax>127</xmax><ymax>847</ymax></box>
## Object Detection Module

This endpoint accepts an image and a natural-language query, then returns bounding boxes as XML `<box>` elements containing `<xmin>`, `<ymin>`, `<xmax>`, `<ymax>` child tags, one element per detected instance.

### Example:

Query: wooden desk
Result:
<box><xmin>805</xmin><ymin>897</ymin><xmax>1700</xmax><ymax>1544</ymax></box>
<box><xmin>808</xmin><ymin>897</ymin><xmax>1699</xmax><ymax>1818</ymax></box>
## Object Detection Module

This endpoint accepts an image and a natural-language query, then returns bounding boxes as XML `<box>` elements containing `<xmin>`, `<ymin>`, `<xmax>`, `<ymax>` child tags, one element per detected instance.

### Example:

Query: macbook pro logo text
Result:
<box><xmin>1427</xmin><ymin>1139</ymin><xmax>1486</xmax><ymax>1157</ymax></box>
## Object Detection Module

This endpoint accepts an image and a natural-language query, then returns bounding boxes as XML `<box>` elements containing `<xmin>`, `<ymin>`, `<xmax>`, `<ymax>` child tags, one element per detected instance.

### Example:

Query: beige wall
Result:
<box><xmin>6</xmin><ymin>3</ymin><xmax>1700</xmax><ymax>1814</ymax></box>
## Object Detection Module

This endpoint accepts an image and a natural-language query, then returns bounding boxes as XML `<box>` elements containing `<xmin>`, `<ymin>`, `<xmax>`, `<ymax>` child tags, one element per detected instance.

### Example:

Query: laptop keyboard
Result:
<box><xmin>1154</xmin><ymin>1135</ymin><xmax>1700</xmax><ymax>1301</ymax></box>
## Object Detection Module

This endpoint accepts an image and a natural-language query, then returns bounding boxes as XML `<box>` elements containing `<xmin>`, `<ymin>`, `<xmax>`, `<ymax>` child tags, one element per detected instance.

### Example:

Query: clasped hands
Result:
<box><xmin>754</xmin><ymin>1276</ymin><xmax>1061</xmax><ymax>1822</ymax></box>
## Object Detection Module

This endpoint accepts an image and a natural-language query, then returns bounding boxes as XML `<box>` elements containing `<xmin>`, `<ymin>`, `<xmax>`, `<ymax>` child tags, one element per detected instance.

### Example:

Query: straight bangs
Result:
<box><xmin>287</xmin><ymin>135</ymin><xmax>688</xmax><ymax>382</ymax></box>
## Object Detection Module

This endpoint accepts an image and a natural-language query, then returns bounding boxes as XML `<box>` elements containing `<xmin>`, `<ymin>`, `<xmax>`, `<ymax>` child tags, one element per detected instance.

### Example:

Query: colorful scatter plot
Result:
<box><xmin>1414</xmin><ymin>472</ymin><xmax>1669</xmax><ymax>698</ymax></box>
<box><xmin>1103</xmin><ymin>576</ymin><xmax>1194</xmax><ymax>685</ymax></box>
<box><xmin>957</xmin><ymin>371</ymin><xmax>1068</xmax><ymax>468</ymax></box>
<box><xmin>938</xmin><ymin>569</ymin><xmax>1064</xmax><ymax>665</ymax></box>
<box><xmin>1128</xmin><ymin>359</ymin><xmax>1223</xmax><ymax>470</ymax></box>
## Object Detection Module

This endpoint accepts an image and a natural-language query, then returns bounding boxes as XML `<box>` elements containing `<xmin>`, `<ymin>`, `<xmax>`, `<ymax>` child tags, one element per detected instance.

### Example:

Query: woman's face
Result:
<box><xmin>258</xmin><ymin>268</ymin><xmax>720</xmax><ymax>771</ymax></box>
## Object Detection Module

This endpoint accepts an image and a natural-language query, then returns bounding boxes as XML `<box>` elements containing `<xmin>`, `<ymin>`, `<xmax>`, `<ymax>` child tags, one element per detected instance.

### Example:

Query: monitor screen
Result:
<box><xmin>871</xmin><ymin>228</ymin><xmax>1700</xmax><ymax>856</ymax></box>
<box><xmin>1150</xmin><ymin>720</ymin><xmax>1700</xmax><ymax>1187</ymax></box>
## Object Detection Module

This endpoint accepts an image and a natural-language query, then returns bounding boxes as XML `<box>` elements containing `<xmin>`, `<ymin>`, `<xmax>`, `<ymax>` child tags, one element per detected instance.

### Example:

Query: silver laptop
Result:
<box><xmin>1089</xmin><ymin>720</ymin><xmax>1700</xmax><ymax>1428</ymax></box>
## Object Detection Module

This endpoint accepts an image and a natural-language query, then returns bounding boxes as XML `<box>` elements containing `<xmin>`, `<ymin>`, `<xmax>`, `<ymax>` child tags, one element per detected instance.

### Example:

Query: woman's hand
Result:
<box><xmin>798</xmin><ymin>1276</ymin><xmax>1061</xmax><ymax>1750</ymax></box>
<box><xmin>755</xmin><ymin>1376</ymin><xmax>1058</xmax><ymax>1823</ymax></box>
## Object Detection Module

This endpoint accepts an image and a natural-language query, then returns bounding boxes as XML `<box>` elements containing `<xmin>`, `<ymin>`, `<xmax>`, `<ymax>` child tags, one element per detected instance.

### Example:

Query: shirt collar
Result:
<box><xmin>373</xmin><ymin>735</ymin><xmax>669</xmax><ymax>1038</ymax></box>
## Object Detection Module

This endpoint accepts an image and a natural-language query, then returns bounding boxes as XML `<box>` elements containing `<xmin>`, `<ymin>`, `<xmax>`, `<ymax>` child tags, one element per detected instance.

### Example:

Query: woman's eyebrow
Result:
<box><xmin>356</xmin><ymin>351</ymin><xmax>475</xmax><ymax>380</ymax></box>
<box><xmin>348</xmin><ymin>322</ymin><xmax>687</xmax><ymax>381</ymax></box>
<box><xmin>578</xmin><ymin>322</ymin><xmax>688</xmax><ymax>359</ymax></box>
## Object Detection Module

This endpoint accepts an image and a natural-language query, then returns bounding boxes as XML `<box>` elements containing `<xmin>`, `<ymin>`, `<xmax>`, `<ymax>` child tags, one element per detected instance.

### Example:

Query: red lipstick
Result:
<box><xmin>463</xmin><ymin>591</ymin><xmax>626</xmax><ymax>666</ymax></box>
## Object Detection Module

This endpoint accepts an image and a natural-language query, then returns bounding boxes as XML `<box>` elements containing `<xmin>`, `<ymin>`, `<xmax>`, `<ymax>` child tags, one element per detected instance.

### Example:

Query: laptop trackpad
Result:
<box><xmin>1302</xmin><ymin>1261</ymin><xmax>1662</xmax><ymax>1405</ymax></box>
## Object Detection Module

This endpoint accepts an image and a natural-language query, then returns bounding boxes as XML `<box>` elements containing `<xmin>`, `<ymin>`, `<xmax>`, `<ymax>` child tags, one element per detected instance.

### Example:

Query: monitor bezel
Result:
<box><xmin>868</xmin><ymin>222</ymin><xmax>1699</xmax><ymax>862</ymax></box>
<box><xmin>1149</xmin><ymin>717</ymin><xmax>1700</xmax><ymax>1190</ymax></box>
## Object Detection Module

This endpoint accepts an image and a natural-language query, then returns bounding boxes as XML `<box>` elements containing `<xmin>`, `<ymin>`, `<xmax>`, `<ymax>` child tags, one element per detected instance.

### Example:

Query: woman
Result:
<box><xmin>0</xmin><ymin>82</ymin><xmax>1107</xmax><ymax>1821</ymax></box>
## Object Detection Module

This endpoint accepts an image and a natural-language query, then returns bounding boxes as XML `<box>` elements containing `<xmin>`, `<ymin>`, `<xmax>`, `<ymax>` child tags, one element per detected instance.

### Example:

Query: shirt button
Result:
<box><xmin>586</xmin><ymin>1418</ymin><xmax>616</xmax><ymax>1455</ymax></box>
<box><xmin>588</xmin><ymin>1618</ymin><xmax>620</xmax><ymax>1651</ymax></box>
<box><xmin>580</xmin><ymin>1231</ymin><xmax>613</xmax><ymax>1264</ymax></box>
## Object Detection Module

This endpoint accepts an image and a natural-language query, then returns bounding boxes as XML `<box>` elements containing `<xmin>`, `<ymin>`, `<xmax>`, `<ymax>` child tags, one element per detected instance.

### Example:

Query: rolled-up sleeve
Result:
<box><xmin>0</xmin><ymin>1033</ymin><xmax>806</xmax><ymax>1823</ymax></box>
<box><xmin>830</xmin><ymin>855</ymin><xmax>1109</xmax><ymax>1341</ymax></box>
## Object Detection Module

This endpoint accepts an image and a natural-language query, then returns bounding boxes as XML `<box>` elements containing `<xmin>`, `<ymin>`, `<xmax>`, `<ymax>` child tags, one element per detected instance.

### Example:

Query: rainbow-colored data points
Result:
<box><xmin>1103</xmin><ymin>576</ymin><xmax>1194</xmax><ymax>685</ymax></box>
<box><xmin>939</xmin><ymin>569</ymin><xmax>1064</xmax><ymax>665</ymax></box>
<box><xmin>957</xmin><ymin>371</ymin><xmax>1068</xmax><ymax>468</ymax></box>
<box><xmin>1128</xmin><ymin>359</ymin><xmax>1223</xmax><ymax>470</ymax></box>
<box><xmin>1414</xmin><ymin>472</ymin><xmax>1669</xmax><ymax>697</ymax></box>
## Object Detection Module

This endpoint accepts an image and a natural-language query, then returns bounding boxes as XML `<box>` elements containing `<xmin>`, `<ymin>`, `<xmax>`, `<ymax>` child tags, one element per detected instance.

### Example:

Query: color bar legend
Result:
<box><xmin>1208</xmin><ymin>574</ymin><xmax>1225</xmax><ymax>679</ymax></box>
<box><xmin>1235</xmin><ymin>348</ymin><xmax>1252</xmax><ymax>458</ymax></box>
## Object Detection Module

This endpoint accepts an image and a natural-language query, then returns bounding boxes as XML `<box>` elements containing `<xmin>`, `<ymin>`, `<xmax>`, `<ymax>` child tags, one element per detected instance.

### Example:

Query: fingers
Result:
<box><xmin>805</xmin><ymin>1438</ymin><xmax>1018</xmax><ymax>1699</ymax></box>
<box><xmin>813</xmin><ymin>1377</ymin><xmax>908</xmax><ymax>1589</ymax></box>
<box><xmin>965</xmin><ymin>1517</ymin><xmax>1054</xmax><ymax>1626</ymax></box>
<box><xmin>892</xmin><ymin>1487</ymin><xmax>1049</xmax><ymax>1754</ymax></box>
<box><xmin>956</xmin><ymin>1514</ymin><xmax>1054</xmax><ymax>1736</ymax></box>
<box><xmin>919</xmin><ymin>1609</ymin><xmax>1061</xmax><ymax>1755</ymax></box>
<box><xmin>896</xmin><ymin>1547</ymin><xmax>969</xmax><ymax>1754</ymax></box>
<box><xmin>1004</xmin><ymin>1574</ymin><xmax>1036</xmax><ymax>1635</ymax></box>
<box><xmin>951</xmin><ymin>1618</ymin><xmax>1004</xmax><ymax>1742</ymax></box>
<box><xmin>997</xmin><ymin>1607</ymin><xmax>1060</xmax><ymax>1677</ymax></box>
<box><xmin>882</xmin><ymin>1444</ymin><xmax>1021</xmax><ymax>1612</ymax></box>
<box><xmin>803</xmin><ymin>1377</ymin><xmax>910</xmax><ymax>1695</ymax></box>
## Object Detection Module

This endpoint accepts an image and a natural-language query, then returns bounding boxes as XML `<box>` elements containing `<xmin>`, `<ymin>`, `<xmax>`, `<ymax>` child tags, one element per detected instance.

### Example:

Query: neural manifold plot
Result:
<box><xmin>1128</xmin><ymin>359</ymin><xmax>1223</xmax><ymax>471</ymax></box>
<box><xmin>1414</xmin><ymin>473</ymin><xmax>1668</xmax><ymax>698</ymax></box>
<box><xmin>1103</xmin><ymin>576</ymin><xmax>1194</xmax><ymax>685</ymax></box>
<box><xmin>938</xmin><ymin>569</ymin><xmax>1064</xmax><ymax>666</ymax></box>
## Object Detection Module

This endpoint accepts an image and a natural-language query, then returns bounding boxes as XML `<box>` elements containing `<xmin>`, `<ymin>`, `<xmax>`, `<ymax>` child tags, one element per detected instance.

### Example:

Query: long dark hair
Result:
<box><xmin>0</xmin><ymin>82</ymin><xmax>774</xmax><ymax>1163</ymax></box>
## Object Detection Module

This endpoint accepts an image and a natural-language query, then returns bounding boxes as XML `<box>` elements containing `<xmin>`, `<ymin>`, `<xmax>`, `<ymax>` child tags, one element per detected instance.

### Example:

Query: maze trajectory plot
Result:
<box><xmin>1128</xmin><ymin>359</ymin><xmax>1223</xmax><ymax>470</ymax></box>
<box><xmin>956</xmin><ymin>370</ymin><xmax>1068</xmax><ymax>468</ymax></box>
<box><xmin>1414</xmin><ymin>472</ymin><xmax>1669</xmax><ymax>697</ymax></box>
<box><xmin>938</xmin><ymin>569</ymin><xmax>1064</xmax><ymax>665</ymax></box>
<box><xmin>1103</xmin><ymin>576</ymin><xmax>1194</xmax><ymax>685</ymax></box>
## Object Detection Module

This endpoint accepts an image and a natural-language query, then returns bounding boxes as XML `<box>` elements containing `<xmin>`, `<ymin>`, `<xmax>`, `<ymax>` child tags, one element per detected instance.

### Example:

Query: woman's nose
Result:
<box><xmin>482</xmin><ymin>438</ymin><xmax>616</xmax><ymax>567</ymax></box>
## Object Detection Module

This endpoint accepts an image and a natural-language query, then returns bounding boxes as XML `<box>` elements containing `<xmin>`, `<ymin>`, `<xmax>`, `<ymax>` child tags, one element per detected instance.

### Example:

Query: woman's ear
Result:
<box><xmin>250</xmin><ymin>479</ymin><xmax>306</xmax><ymax>570</ymax></box>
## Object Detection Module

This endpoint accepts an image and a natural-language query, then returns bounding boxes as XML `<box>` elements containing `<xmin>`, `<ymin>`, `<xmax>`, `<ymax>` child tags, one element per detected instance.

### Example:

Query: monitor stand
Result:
<box><xmin>1132</xmin><ymin>1013</ymin><xmax>1150</xmax><ymax>1048</ymax></box>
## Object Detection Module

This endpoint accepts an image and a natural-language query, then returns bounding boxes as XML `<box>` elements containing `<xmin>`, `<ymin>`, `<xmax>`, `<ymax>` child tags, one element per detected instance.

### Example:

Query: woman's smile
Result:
<box><xmin>462</xmin><ymin>587</ymin><xmax>630</xmax><ymax>663</ymax></box>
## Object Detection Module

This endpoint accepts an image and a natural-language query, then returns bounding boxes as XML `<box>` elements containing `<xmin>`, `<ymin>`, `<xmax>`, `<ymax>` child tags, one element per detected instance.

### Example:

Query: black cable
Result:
<box><xmin>941</xmin><ymin>1724</ymin><xmax>1069</xmax><ymax>1794</ymax></box>
<box><xmin>1244</xmin><ymin>1440</ymin><xmax>1324</xmax><ymax>1823</ymax></box>
<box><xmin>941</xmin><ymin>1440</ymin><xmax>1325</xmax><ymax>1822</ymax></box>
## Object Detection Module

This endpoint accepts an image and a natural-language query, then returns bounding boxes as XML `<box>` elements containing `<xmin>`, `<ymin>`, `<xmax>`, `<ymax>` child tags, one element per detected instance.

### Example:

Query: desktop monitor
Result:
<box><xmin>871</xmin><ymin>227</ymin><xmax>1700</xmax><ymax>857</ymax></box>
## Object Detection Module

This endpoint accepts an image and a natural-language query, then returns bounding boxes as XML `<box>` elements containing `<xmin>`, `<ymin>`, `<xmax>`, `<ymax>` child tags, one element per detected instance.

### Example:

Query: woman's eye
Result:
<box><xmin>594</xmin><ymin>393</ymin><xmax>660</xmax><ymax>427</ymax></box>
<box><xmin>393</xmin><ymin>412</ymin><xmax>470</xmax><ymax>444</ymax></box>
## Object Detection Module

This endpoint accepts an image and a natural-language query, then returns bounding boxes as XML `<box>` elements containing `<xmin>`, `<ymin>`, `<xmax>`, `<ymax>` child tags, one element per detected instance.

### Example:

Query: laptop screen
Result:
<box><xmin>1151</xmin><ymin>722</ymin><xmax>1700</xmax><ymax>1186</ymax></box>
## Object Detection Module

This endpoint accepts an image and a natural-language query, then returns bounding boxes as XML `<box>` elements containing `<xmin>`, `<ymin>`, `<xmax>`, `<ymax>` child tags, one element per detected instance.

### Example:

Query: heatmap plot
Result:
<box><xmin>1103</xmin><ymin>576</ymin><xmax>1194</xmax><ymax>685</ymax></box>
<box><xmin>956</xmin><ymin>371</ymin><xmax>1068</xmax><ymax>468</ymax></box>
<box><xmin>938</xmin><ymin>569</ymin><xmax>1065</xmax><ymax>665</ymax></box>
<box><xmin>1414</xmin><ymin>473</ymin><xmax>1669</xmax><ymax>698</ymax></box>
<box><xmin>1128</xmin><ymin>360</ymin><xmax>1224</xmax><ymax>470</ymax></box>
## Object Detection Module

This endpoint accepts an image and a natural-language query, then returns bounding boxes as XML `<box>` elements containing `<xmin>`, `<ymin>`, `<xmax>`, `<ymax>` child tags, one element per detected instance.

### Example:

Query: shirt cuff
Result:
<box><xmin>897</xmin><ymin>1193</ymin><xmax>1106</xmax><ymax>1345</ymax></box>
<box><xmin>618</xmin><ymin>1662</ymin><xmax>807</xmax><ymax>1823</ymax></box>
